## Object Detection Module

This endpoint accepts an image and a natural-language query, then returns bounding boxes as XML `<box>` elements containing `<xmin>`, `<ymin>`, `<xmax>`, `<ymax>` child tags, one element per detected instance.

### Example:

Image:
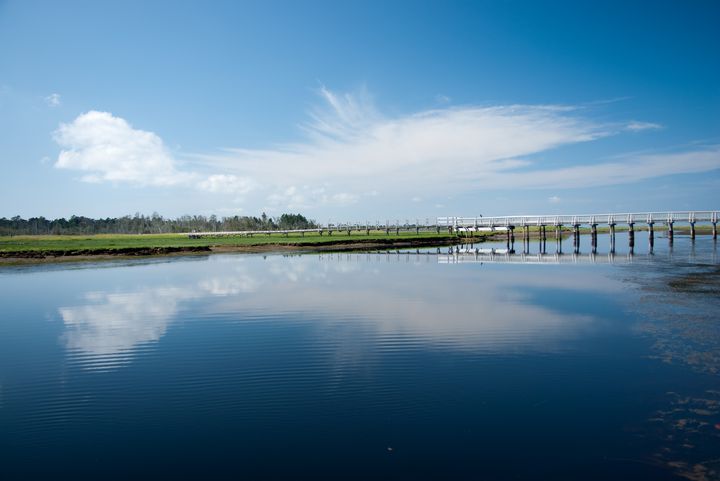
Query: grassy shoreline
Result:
<box><xmin>0</xmin><ymin>232</ymin><xmax>466</xmax><ymax>264</ymax></box>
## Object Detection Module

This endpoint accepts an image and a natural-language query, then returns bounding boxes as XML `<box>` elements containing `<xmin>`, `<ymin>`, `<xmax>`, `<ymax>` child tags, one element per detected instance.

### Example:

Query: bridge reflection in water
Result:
<box><xmin>315</xmin><ymin>240</ymin><xmax>718</xmax><ymax>266</ymax></box>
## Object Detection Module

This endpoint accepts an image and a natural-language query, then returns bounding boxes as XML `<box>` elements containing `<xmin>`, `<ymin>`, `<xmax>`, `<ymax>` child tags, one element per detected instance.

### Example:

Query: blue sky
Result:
<box><xmin>1</xmin><ymin>0</ymin><xmax>718</xmax><ymax>222</ymax></box>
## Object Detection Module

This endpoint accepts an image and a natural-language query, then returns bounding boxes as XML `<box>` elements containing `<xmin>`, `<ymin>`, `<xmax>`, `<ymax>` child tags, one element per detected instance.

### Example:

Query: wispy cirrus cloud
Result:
<box><xmin>199</xmin><ymin>87</ymin><xmax>718</xmax><ymax>204</ymax></box>
<box><xmin>625</xmin><ymin>120</ymin><xmax>662</xmax><ymax>132</ymax></box>
<box><xmin>484</xmin><ymin>147</ymin><xmax>720</xmax><ymax>189</ymax></box>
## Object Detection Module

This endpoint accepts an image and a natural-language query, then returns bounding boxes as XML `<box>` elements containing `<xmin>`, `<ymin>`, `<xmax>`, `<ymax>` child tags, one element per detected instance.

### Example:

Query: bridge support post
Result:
<box><xmin>668</xmin><ymin>222</ymin><xmax>673</xmax><ymax>243</ymax></box>
<box><xmin>591</xmin><ymin>224</ymin><xmax>598</xmax><ymax>253</ymax></box>
<box><xmin>648</xmin><ymin>222</ymin><xmax>654</xmax><ymax>249</ymax></box>
<box><xmin>690</xmin><ymin>222</ymin><xmax>696</xmax><ymax>240</ymax></box>
<box><xmin>713</xmin><ymin>222</ymin><xmax>717</xmax><ymax>240</ymax></box>
<box><xmin>609</xmin><ymin>223</ymin><xmax>616</xmax><ymax>253</ymax></box>
<box><xmin>573</xmin><ymin>224</ymin><xmax>580</xmax><ymax>248</ymax></box>
<box><xmin>628</xmin><ymin>223</ymin><xmax>635</xmax><ymax>248</ymax></box>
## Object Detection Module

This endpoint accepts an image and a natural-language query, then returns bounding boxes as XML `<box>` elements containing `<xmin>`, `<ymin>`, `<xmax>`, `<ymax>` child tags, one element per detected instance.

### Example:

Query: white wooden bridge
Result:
<box><xmin>438</xmin><ymin>210</ymin><xmax>718</xmax><ymax>250</ymax></box>
<box><xmin>186</xmin><ymin>211</ymin><xmax>718</xmax><ymax>243</ymax></box>
<box><xmin>438</xmin><ymin>211</ymin><xmax>718</xmax><ymax>238</ymax></box>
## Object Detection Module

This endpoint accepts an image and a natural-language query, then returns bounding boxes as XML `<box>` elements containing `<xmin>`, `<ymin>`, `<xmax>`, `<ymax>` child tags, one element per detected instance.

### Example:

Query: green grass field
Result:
<box><xmin>0</xmin><ymin>231</ymin><xmax>462</xmax><ymax>253</ymax></box>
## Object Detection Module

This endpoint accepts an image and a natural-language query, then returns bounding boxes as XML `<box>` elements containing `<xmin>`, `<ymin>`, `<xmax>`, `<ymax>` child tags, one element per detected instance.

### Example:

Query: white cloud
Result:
<box><xmin>200</xmin><ymin>88</ymin><xmax>718</xmax><ymax>202</ymax></box>
<box><xmin>484</xmin><ymin>147</ymin><xmax>720</xmax><ymax>189</ymax></box>
<box><xmin>44</xmin><ymin>93</ymin><xmax>61</xmax><ymax>107</ymax></box>
<box><xmin>625</xmin><ymin>120</ymin><xmax>662</xmax><ymax>132</ymax></box>
<box><xmin>411</xmin><ymin>196</ymin><xmax>422</xmax><ymax>202</ymax></box>
<box><xmin>548</xmin><ymin>195</ymin><xmax>561</xmax><ymax>203</ymax></box>
<box><xmin>266</xmin><ymin>185</ymin><xmax>358</xmax><ymax>209</ymax></box>
<box><xmin>51</xmin><ymin>90</ymin><xmax>719</xmax><ymax>212</ymax></box>
<box><xmin>59</xmin><ymin>287</ymin><xmax>188</xmax><ymax>363</ymax></box>
<box><xmin>204</xmin><ymin>99</ymin><xmax>605</xmax><ymax>194</ymax></box>
<box><xmin>198</xmin><ymin>174</ymin><xmax>256</xmax><ymax>194</ymax></box>
<box><xmin>54</xmin><ymin>111</ymin><xmax>191</xmax><ymax>186</ymax></box>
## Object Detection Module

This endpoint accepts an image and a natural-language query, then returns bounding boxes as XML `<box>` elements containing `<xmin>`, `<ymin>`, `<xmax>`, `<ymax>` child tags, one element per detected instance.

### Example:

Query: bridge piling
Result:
<box><xmin>713</xmin><ymin>222</ymin><xmax>717</xmax><ymax>240</ymax></box>
<box><xmin>573</xmin><ymin>224</ymin><xmax>580</xmax><ymax>248</ymax></box>
<box><xmin>690</xmin><ymin>222</ymin><xmax>696</xmax><ymax>239</ymax></box>
<box><xmin>628</xmin><ymin>223</ymin><xmax>635</xmax><ymax>248</ymax></box>
<box><xmin>648</xmin><ymin>222</ymin><xmax>654</xmax><ymax>249</ymax></box>
<box><xmin>668</xmin><ymin>222</ymin><xmax>673</xmax><ymax>243</ymax></box>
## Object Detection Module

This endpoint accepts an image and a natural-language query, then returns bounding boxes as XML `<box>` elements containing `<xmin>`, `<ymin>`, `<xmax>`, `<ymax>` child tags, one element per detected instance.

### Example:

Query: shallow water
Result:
<box><xmin>1</xmin><ymin>233</ymin><xmax>718</xmax><ymax>480</ymax></box>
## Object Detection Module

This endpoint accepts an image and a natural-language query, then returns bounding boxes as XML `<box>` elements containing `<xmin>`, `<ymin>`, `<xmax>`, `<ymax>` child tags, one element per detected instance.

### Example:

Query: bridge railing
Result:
<box><xmin>438</xmin><ymin>211</ymin><xmax>719</xmax><ymax>228</ymax></box>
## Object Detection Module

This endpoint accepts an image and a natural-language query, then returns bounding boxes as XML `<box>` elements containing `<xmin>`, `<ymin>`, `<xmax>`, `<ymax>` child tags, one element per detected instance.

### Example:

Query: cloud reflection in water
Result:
<box><xmin>57</xmin><ymin>254</ymin><xmax>622</xmax><ymax>369</ymax></box>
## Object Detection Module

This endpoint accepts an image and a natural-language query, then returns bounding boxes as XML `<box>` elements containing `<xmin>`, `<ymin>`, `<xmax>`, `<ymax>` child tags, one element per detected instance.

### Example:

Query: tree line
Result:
<box><xmin>0</xmin><ymin>212</ymin><xmax>318</xmax><ymax>235</ymax></box>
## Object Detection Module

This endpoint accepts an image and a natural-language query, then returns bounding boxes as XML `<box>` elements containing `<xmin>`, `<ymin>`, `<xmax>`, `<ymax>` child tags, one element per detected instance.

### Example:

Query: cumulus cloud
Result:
<box><xmin>548</xmin><ymin>195</ymin><xmax>561</xmax><ymax>203</ymax></box>
<box><xmin>54</xmin><ymin>111</ymin><xmax>191</xmax><ymax>185</ymax></box>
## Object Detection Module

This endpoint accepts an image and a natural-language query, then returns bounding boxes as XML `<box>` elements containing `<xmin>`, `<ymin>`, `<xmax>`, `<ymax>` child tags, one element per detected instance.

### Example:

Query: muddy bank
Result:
<box><xmin>0</xmin><ymin>236</ymin><xmax>460</xmax><ymax>264</ymax></box>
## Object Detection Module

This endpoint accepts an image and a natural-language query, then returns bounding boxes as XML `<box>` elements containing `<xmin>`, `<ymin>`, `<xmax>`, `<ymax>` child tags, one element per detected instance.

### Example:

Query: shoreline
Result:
<box><xmin>0</xmin><ymin>236</ymin><xmax>462</xmax><ymax>265</ymax></box>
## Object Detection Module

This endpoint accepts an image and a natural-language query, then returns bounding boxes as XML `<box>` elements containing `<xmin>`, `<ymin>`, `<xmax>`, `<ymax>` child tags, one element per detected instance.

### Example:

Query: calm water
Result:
<box><xmin>1</xmin><ymin>233</ymin><xmax>718</xmax><ymax>480</ymax></box>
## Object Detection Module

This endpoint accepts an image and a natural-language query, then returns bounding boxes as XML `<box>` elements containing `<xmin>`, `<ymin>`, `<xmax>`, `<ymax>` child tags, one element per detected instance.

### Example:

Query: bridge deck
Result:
<box><xmin>438</xmin><ymin>211</ymin><xmax>718</xmax><ymax>228</ymax></box>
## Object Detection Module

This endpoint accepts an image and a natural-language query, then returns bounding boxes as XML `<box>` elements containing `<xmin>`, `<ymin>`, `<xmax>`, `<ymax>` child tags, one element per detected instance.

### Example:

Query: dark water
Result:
<box><xmin>1</xmin><ymin>233</ymin><xmax>718</xmax><ymax>480</ymax></box>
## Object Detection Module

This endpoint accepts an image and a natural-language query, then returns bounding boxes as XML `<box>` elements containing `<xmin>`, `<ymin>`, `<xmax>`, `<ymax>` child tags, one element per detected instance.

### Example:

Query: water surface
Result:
<box><xmin>1</xmin><ymin>233</ymin><xmax>718</xmax><ymax>480</ymax></box>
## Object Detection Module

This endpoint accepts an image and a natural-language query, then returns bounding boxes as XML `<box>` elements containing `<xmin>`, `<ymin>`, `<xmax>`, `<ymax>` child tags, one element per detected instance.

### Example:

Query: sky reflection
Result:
<box><xmin>55</xmin><ymin>253</ymin><xmax>625</xmax><ymax>368</ymax></box>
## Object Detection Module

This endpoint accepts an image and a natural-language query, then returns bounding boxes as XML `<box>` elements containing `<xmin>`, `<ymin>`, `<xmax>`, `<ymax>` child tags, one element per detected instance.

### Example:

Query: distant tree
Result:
<box><xmin>0</xmin><ymin>212</ymin><xmax>318</xmax><ymax>235</ymax></box>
